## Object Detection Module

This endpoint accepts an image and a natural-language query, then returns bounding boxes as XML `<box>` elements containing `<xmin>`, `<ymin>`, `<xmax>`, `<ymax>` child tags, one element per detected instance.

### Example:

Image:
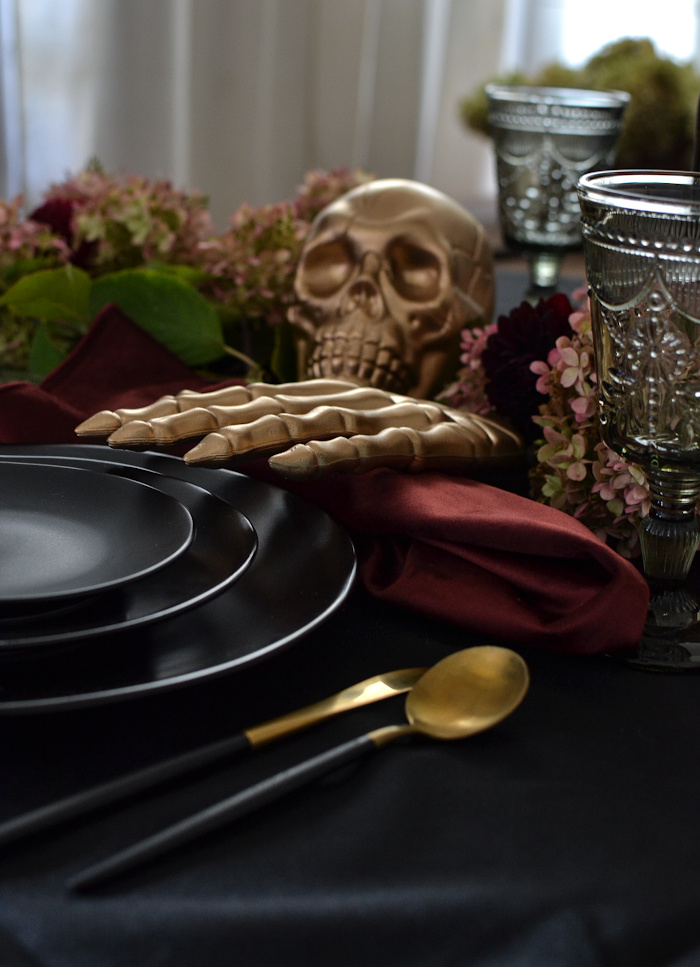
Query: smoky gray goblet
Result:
<box><xmin>578</xmin><ymin>169</ymin><xmax>700</xmax><ymax>669</ymax></box>
<box><xmin>487</xmin><ymin>85</ymin><xmax>629</xmax><ymax>300</ymax></box>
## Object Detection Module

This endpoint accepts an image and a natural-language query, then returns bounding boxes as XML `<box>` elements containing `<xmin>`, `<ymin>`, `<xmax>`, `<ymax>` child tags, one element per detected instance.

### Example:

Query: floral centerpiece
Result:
<box><xmin>0</xmin><ymin>161</ymin><xmax>371</xmax><ymax>384</ymax></box>
<box><xmin>0</xmin><ymin>162</ymin><xmax>654</xmax><ymax>557</ymax></box>
<box><xmin>440</xmin><ymin>291</ymin><xmax>651</xmax><ymax>557</ymax></box>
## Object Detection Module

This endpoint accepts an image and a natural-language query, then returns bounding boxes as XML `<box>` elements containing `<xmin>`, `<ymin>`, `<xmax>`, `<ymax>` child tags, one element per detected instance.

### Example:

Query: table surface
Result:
<box><xmin>4</xmin><ymin>263</ymin><xmax>700</xmax><ymax>967</ymax></box>
<box><xmin>2</xmin><ymin>582</ymin><xmax>700</xmax><ymax>967</ymax></box>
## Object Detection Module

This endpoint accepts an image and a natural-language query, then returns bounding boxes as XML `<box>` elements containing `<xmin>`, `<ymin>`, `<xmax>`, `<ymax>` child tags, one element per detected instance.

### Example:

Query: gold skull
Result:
<box><xmin>288</xmin><ymin>178</ymin><xmax>494</xmax><ymax>400</ymax></box>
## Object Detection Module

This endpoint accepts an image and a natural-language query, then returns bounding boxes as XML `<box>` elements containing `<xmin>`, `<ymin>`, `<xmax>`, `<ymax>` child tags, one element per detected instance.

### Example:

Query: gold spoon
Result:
<box><xmin>68</xmin><ymin>646</ymin><xmax>529</xmax><ymax>892</ymax></box>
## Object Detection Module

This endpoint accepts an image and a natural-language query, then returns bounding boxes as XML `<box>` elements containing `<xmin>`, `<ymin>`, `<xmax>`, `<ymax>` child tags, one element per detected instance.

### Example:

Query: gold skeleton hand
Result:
<box><xmin>75</xmin><ymin>378</ymin><xmax>523</xmax><ymax>479</ymax></box>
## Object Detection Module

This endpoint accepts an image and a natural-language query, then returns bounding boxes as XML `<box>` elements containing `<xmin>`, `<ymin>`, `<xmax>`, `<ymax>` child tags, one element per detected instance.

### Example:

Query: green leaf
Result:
<box><xmin>145</xmin><ymin>260</ymin><xmax>209</xmax><ymax>287</ymax></box>
<box><xmin>27</xmin><ymin>322</ymin><xmax>67</xmax><ymax>378</ymax></box>
<box><xmin>0</xmin><ymin>265</ymin><xmax>91</xmax><ymax>325</ymax></box>
<box><xmin>89</xmin><ymin>268</ymin><xmax>225</xmax><ymax>366</ymax></box>
<box><xmin>1</xmin><ymin>256</ymin><xmax>62</xmax><ymax>288</ymax></box>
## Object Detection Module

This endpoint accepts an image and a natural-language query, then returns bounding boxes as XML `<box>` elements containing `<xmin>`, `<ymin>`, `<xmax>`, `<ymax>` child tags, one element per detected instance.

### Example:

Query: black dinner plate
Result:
<box><xmin>0</xmin><ymin>462</ymin><xmax>194</xmax><ymax>604</ymax></box>
<box><xmin>0</xmin><ymin>459</ymin><xmax>257</xmax><ymax>651</ymax></box>
<box><xmin>0</xmin><ymin>445</ymin><xmax>356</xmax><ymax>712</ymax></box>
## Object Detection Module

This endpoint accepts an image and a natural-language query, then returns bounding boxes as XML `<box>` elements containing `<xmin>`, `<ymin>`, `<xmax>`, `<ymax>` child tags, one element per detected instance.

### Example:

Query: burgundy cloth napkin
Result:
<box><xmin>0</xmin><ymin>304</ymin><xmax>650</xmax><ymax>654</ymax></box>
<box><xmin>0</xmin><ymin>305</ymin><xmax>213</xmax><ymax>442</ymax></box>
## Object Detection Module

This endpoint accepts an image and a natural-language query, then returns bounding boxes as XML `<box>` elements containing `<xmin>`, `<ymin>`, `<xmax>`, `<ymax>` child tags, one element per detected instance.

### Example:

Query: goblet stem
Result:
<box><xmin>627</xmin><ymin>470</ymin><xmax>700</xmax><ymax>670</ymax></box>
<box><xmin>639</xmin><ymin>469</ymin><xmax>700</xmax><ymax>583</ymax></box>
<box><xmin>525</xmin><ymin>251</ymin><xmax>563</xmax><ymax>303</ymax></box>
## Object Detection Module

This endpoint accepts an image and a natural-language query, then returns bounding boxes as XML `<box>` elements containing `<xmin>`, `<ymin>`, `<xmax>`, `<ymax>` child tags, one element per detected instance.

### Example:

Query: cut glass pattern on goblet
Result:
<box><xmin>487</xmin><ymin>86</ymin><xmax>629</xmax><ymax>299</ymax></box>
<box><xmin>578</xmin><ymin>169</ymin><xmax>700</xmax><ymax>668</ymax></box>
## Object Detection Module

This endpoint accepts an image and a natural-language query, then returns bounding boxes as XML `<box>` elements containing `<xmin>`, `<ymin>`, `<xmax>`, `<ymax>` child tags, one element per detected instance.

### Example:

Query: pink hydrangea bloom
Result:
<box><xmin>1</xmin><ymin>163</ymin><xmax>374</xmax><ymax>378</ymax></box>
<box><xmin>34</xmin><ymin>165</ymin><xmax>214</xmax><ymax>273</ymax></box>
<box><xmin>444</xmin><ymin>288</ymin><xmax>655</xmax><ymax>556</ymax></box>
<box><xmin>198</xmin><ymin>168</ymin><xmax>372</xmax><ymax>323</ymax></box>
<box><xmin>0</xmin><ymin>196</ymin><xmax>68</xmax><ymax>277</ymax></box>
<box><xmin>440</xmin><ymin>322</ymin><xmax>498</xmax><ymax>412</ymax></box>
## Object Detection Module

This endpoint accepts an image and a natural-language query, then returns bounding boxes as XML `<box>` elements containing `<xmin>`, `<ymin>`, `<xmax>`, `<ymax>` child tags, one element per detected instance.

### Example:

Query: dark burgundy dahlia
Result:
<box><xmin>29</xmin><ymin>198</ymin><xmax>96</xmax><ymax>269</ymax></box>
<box><xmin>29</xmin><ymin>198</ymin><xmax>76</xmax><ymax>242</ymax></box>
<box><xmin>480</xmin><ymin>292</ymin><xmax>573</xmax><ymax>441</ymax></box>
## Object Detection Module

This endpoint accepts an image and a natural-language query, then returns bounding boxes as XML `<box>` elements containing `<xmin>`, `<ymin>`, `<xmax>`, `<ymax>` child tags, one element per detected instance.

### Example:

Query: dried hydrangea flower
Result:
<box><xmin>444</xmin><ymin>289</ymin><xmax>655</xmax><ymax>556</ymax></box>
<box><xmin>31</xmin><ymin>165</ymin><xmax>213</xmax><ymax>274</ymax></box>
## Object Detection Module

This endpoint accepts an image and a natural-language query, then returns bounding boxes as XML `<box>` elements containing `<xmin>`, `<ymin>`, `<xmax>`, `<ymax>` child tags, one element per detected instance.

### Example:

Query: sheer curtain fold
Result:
<box><xmin>0</xmin><ymin>0</ymin><xmax>509</xmax><ymax>226</ymax></box>
<box><xmin>0</xmin><ymin>0</ymin><xmax>24</xmax><ymax>198</ymax></box>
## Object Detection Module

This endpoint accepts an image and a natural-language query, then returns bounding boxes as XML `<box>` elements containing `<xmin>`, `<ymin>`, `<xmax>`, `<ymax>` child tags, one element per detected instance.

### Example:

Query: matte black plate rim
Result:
<box><xmin>0</xmin><ymin>458</ymin><xmax>257</xmax><ymax>650</ymax></box>
<box><xmin>0</xmin><ymin>446</ymin><xmax>356</xmax><ymax>712</ymax></box>
<box><xmin>0</xmin><ymin>462</ymin><xmax>194</xmax><ymax>603</ymax></box>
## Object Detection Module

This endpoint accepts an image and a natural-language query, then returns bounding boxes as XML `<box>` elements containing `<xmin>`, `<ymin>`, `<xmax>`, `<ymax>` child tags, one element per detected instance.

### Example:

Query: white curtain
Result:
<box><xmin>3</xmin><ymin>0</ymin><xmax>699</xmax><ymax>227</ymax></box>
<box><xmin>0</xmin><ymin>0</ymin><xmax>511</xmax><ymax>227</ymax></box>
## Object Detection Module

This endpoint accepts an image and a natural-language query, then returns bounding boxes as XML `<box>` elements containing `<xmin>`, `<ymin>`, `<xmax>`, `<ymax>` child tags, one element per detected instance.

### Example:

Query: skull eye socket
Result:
<box><xmin>300</xmin><ymin>239</ymin><xmax>353</xmax><ymax>297</ymax></box>
<box><xmin>387</xmin><ymin>238</ymin><xmax>443</xmax><ymax>302</ymax></box>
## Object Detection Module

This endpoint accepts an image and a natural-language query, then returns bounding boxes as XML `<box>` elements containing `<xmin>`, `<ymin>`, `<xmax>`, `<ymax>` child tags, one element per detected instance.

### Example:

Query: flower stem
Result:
<box><xmin>222</xmin><ymin>343</ymin><xmax>264</xmax><ymax>380</ymax></box>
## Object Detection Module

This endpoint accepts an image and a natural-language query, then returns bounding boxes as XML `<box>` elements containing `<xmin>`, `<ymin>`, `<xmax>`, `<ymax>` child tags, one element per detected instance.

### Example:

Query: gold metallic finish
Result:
<box><xmin>289</xmin><ymin>178</ymin><xmax>494</xmax><ymax>400</ymax></box>
<box><xmin>75</xmin><ymin>375</ymin><xmax>523</xmax><ymax>476</ymax></box>
<box><xmin>405</xmin><ymin>645</ymin><xmax>529</xmax><ymax>740</ymax></box>
<box><xmin>368</xmin><ymin>724</ymin><xmax>415</xmax><ymax>748</ymax></box>
<box><xmin>64</xmin><ymin>650</ymin><xmax>528</xmax><ymax>891</ymax></box>
<box><xmin>244</xmin><ymin>667</ymin><xmax>427</xmax><ymax>748</ymax></box>
<box><xmin>369</xmin><ymin>646</ymin><xmax>529</xmax><ymax>748</ymax></box>
<box><xmin>73</xmin><ymin>183</ymin><xmax>527</xmax><ymax>478</ymax></box>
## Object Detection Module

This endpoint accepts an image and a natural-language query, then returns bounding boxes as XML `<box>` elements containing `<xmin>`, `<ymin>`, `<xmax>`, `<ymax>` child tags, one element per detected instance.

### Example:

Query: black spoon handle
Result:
<box><xmin>0</xmin><ymin>669</ymin><xmax>424</xmax><ymax>850</ymax></box>
<box><xmin>0</xmin><ymin>732</ymin><xmax>252</xmax><ymax>848</ymax></box>
<box><xmin>68</xmin><ymin>731</ymin><xmax>387</xmax><ymax>893</ymax></box>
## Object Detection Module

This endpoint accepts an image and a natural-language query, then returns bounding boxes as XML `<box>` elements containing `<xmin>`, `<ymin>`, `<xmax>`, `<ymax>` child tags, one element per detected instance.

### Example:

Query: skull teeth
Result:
<box><xmin>308</xmin><ymin>330</ymin><xmax>408</xmax><ymax>393</ymax></box>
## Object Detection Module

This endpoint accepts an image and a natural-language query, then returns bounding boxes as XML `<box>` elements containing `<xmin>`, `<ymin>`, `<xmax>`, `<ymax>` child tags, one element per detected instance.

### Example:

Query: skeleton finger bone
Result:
<box><xmin>183</xmin><ymin>402</ymin><xmax>448</xmax><ymax>464</ymax></box>
<box><xmin>75</xmin><ymin>380</ymin><xmax>390</xmax><ymax>440</ymax></box>
<box><xmin>75</xmin><ymin>386</ymin><xmax>253</xmax><ymax>438</ymax></box>
<box><xmin>444</xmin><ymin>408</ymin><xmax>522</xmax><ymax>455</ymax></box>
<box><xmin>95</xmin><ymin>387</ymin><xmax>403</xmax><ymax>449</ymax></box>
<box><xmin>267</xmin><ymin>423</ymin><xmax>512</xmax><ymax>479</ymax></box>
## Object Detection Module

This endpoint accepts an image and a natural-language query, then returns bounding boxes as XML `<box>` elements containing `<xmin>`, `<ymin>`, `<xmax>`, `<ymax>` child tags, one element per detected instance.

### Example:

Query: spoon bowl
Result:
<box><xmin>404</xmin><ymin>645</ymin><xmax>530</xmax><ymax>741</ymax></box>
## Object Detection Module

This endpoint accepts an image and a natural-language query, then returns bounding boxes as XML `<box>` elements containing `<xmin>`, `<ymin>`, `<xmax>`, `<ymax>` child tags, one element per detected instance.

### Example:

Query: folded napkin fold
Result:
<box><xmin>0</xmin><ymin>304</ymin><xmax>649</xmax><ymax>654</ymax></box>
<box><xmin>0</xmin><ymin>306</ymin><xmax>213</xmax><ymax>443</ymax></box>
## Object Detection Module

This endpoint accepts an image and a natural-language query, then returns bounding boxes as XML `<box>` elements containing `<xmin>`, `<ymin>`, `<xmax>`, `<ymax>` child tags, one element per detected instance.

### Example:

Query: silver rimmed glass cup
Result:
<box><xmin>486</xmin><ymin>85</ymin><xmax>629</xmax><ymax>300</ymax></box>
<box><xmin>578</xmin><ymin>170</ymin><xmax>700</xmax><ymax>668</ymax></box>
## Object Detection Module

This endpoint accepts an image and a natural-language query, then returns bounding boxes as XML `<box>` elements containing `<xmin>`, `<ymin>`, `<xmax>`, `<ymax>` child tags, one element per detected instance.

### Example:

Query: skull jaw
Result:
<box><xmin>299</xmin><ymin>327</ymin><xmax>410</xmax><ymax>395</ymax></box>
<box><xmin>293</xmin><ymin>308</ymin><xmax>455</xmax><ymax>399</ymax></box>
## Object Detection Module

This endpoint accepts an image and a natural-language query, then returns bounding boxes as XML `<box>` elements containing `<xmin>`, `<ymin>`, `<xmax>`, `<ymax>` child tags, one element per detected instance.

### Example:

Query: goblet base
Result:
<box><xmin>610</xmin><ymin>470</ymin><xmax>700</xmax><ymax>669</ymax></box>
<box><xmin>503</xmin><ymin>237</ymin><xmax>580</xmax><ymax>303</ymax></box>
<box><xmin>526</xmin><ymin>250</ymin><xmax>563</xmax><ymax>296</ymax></box>
<box><xmin>616</xmin><ymin>580</ymin><xmax>700</xmax><ymax>671</ymax></box>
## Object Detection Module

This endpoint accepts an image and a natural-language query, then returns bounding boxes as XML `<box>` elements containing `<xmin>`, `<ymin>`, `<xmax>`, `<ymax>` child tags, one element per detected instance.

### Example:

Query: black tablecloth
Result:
<box><xmin>2</xmin><ymin>581</ymin><xmax>700</xmax><ymax>967</ymax></box>
<box><xmin>5</xmin><ymin>263</ymin><xmax>700</xmax><ymax>967</ymax></box>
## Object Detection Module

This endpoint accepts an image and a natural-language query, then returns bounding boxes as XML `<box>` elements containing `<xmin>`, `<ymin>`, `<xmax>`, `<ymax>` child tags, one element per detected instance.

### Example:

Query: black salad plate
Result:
<box><xmin>0</xmin><ymin>462</ymin><xmax>194</xmax><ymax>604</ymax></box>
<box><xmin>0</xmin><ymin>457</ymin><xmax>257</xmax><ymax>651</ymax></box>
<box><xmin>0</xmin><ymin>445</ymin><xmax>356</xmax><ymax>712</ymax></box>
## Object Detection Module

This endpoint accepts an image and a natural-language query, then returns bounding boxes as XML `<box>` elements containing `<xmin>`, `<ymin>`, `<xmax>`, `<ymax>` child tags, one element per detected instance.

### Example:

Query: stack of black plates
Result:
<box><xmin>0</xmin><ymin>446</ymin><xmax>356</xmax><ymax>712</ymax></box>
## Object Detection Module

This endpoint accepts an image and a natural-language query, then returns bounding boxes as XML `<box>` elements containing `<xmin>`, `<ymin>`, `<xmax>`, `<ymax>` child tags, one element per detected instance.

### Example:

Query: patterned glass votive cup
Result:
<box><xmin>486</xmin><ymin>85</ymin><xmax>629</xmax><ymax>297</ymax></box>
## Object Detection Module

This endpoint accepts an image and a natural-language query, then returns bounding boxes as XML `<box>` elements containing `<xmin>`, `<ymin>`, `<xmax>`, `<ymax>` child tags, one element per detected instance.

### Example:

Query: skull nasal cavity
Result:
<box><xmin>344</xmin><ymin>251</ymin><xmax>383</xmax><ymax>316</ymax></box>
<box><xmin>346</xmin><ymin>277</ymin><xmax>382</xmax><ymax>316</ymax></box>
